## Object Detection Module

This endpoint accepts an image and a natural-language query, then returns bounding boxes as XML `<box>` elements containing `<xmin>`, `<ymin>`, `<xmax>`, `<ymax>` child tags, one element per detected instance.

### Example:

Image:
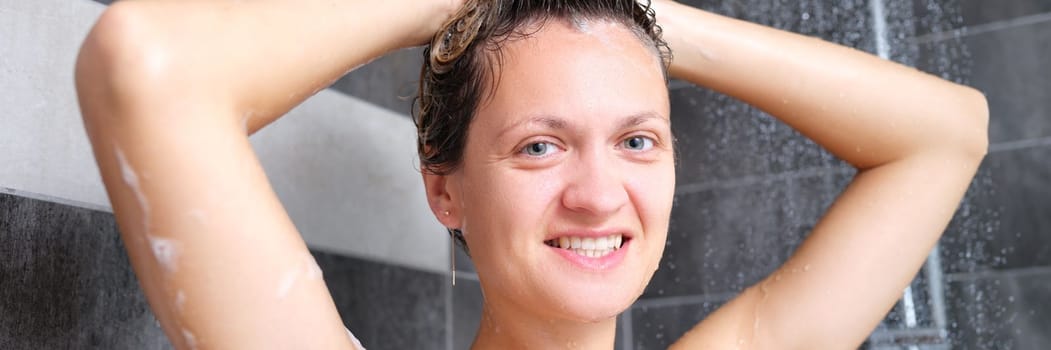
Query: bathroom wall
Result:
<box><xmin>2</xmin><ymin>0</ymin><xmax>1047</xmax><ymax>350</ymax></box>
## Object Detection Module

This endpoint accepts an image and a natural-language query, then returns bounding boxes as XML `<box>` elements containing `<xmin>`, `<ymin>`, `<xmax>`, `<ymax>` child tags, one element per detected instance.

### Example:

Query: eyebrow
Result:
<box><xmin>497</xmin><ymin>112</ymin><xmax>668</xmax><ymax>139</ymax></box>
<box><xmin>618</xmin><ymin>112</ymin><xmax>669</xmax><ymax>130</ymax></box>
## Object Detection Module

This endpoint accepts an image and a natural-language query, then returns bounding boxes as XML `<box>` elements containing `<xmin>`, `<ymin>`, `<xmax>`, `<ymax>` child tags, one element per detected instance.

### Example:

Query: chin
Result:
<box><xmin>540</xmin><ymin>273</ymin><xmax>647</xmax><ymax>323</ymax></box>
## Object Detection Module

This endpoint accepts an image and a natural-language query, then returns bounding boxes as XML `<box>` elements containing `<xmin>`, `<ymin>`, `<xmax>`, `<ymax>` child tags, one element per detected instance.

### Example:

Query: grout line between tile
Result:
<box><xmin>0</xmin><ymin>187</ymin><xmax>112</xmax><ymax>213</ymax></box>
<box><xmin>910</xmin><ymin>11</ymin><xmax>1051</xmax><ymax>45</ymax></box>
<box><xmin>989</xmin><ymin>136</ymin><xmax>1051</xmax><ymax>153</ymax></box>
<box><xmin>945</xmin><ymin>265</ymin><xmax>1051</xmax><ymax>283</ymax></box>
<box><xmin>674</xmin><ymin>166</ymin><xmax>855</xmax><ymax>195</ymax></box>
<box><xmin>454</xmin><ymin>270</ymin><xmax>480</xmax><ymax>281</ymax></box>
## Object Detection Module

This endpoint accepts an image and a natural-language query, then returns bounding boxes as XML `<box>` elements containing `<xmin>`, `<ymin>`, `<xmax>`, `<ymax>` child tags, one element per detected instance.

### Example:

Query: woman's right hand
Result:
<box><xmin>414</xmin><ymin>0</ymin><xmax>470</xmax><ymax>46</ymax></box>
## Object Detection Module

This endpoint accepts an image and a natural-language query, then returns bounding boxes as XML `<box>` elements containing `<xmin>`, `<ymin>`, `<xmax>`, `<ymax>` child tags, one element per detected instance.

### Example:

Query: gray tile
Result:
<box><xmin>451</xmin><ymin>277</ymin><xmax>483</xmax><ymax>350</ymax></box>
<box><xmin>940</xmin><ymin>146</ymin><xmax>1051</xmax><ymax>273</ymax></box>
<box><xmin>677</xmin><ymin>0</ymin><xmax>877</xmax><ymax>51</ymax></box>
<box><xmin>0</xmin><ymin>192</ymin><xmax>171</xmax><ymax>350</ymax></box>
<box><xmin>0</xmin><ymin>191</ymin><xmax>451</xmax><ymax>349</ymax></box>
<box><xmin>911</xmin><ymin>0</ymin><xmax>969</xmax><ymax>38</ymax></box>
<box><xmin>945</xmin><ymin>267</ymin><xmax>1051</xmax><ymax>349</ymax></box>
<box><xmin>629</xmin><ymin>299</ymin><xmax>727</xmax><ymax>350</ymax></box>
<box><xmin>670</xmin><ymin>87</ymin><xmax>852</xmax><ymax>187</ymax></box>
<box><xmin>647</xmin><ymin>171</ymin><xmax>853</xmax><ymax>298</ymax></box>
<box><xmin>914</xmin><ymin>0</ymin><xmax>1051</xmax><ymax>36</ymax></box>
<box><xmin>918</xmin><ymin>19</ymin><xmax>1051</xmax><ymax>144</ymax></box>
<box><xmin>330</xmin><ymin>48</ymin><xmax>424</xmax><ymax>116</ymax></box>
<box><xmin>666</xmin><ymin>0</ymin><xmax>877</xmax><ymax>186</ymax></box>
<box><xmin>313</xmin><ymin>250</ymin><xmax>447</xmax><ymax>350</ymax></box>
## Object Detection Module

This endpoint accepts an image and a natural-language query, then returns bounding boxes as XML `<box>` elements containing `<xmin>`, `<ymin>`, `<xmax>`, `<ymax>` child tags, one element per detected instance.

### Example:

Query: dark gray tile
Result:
<box><xmin>0</xmin><ymin>192</ymin><xmax>171</xmax><ymax>350</ymax></box>
<box><xmin>0</xmin><ymin>191</ymin><xmax>450</xmax><ymax>350</ymax></box>
<box><xmin>451</xmin><ymin>277</ymin><xmax>483</xmax><ymax>350</ymax></box>
<box><xmin>677</xmin><ymin>0</ymin><xmax>876</xmax><ymax>51</ymax></box>
<box><xmin>945</xmin><ymin>267</ymin><xmax>1051</xmax><ymax>349</ymax></box>
<box><xmin>917</xmin><ymin>19</ymin><xmax>1051</xmax><ymax>144</ymax></box>
<box><xmin>313</xmin><ymin>249</ymin><xmax>447</xmax><ymax>350</ymax></box>
<box><xmin>330</xmin><ymin>48</ymin><xmax>424</xmax><ymax>116</ymax></box>
<box><xmin>940</xmin><ymin>146</ymin><xmax>1051</xmax><ymax>274</ymax></box>
<box><xmin>912</xmin><ymin>0</ymin><xmax>969</xmax><ymax>38</ymax></box>
<box><xmin>629</xmin><ymin>299</ymin><xmax>727</xmax><ymax>350</ymax></box>
<box><xmin>670</xmin><ymin>87</ymin><xmax>853</xmax><ymax>187</ymax></box>
<box><xmin>914</xmin><ymin>0</ymin><xmax>1051</xmax><ymax>36</ymax></box>
<box><xmin>647</xmin><ymin>171</ymin><xmax>853</xmax><ymax>298</ymax></box>
<box><xmin>666</xmin><ymin>0</ymin><xmax>877</xmax><ymax>186</ymax></box>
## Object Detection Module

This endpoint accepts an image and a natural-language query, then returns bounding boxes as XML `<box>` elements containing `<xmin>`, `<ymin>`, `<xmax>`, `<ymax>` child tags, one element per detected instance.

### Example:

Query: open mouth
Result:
<box><xmin>544</xmin><ymin>234</ymin><xmax>627</xmax><ymax>258</ymax></box>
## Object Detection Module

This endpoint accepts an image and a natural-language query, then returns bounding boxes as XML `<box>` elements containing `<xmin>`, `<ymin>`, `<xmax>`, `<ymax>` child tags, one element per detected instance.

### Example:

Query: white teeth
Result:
<box><xmin>595</xmin><ymin>236</ymin><xmax>608</xmax><ymax>249</ymax></box>
<box><xmin>555</xmin><ymin>234</ymin><xmax>624</xmax><ymax>258</ymax></box>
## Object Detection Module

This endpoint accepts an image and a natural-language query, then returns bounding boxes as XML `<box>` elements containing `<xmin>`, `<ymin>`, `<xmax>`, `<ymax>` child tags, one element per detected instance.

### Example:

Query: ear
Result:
<box><xmin>422</xmin><ymin>170</ymin><xmax>462</xmax><ymax>230</ymax></box>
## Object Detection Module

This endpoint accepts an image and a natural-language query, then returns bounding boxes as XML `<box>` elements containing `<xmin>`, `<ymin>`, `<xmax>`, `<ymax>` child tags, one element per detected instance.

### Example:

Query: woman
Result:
<box><xmin>74</xmin><ymin>0</ymin><xmax>987</xmax><ymax>348</ymax></box>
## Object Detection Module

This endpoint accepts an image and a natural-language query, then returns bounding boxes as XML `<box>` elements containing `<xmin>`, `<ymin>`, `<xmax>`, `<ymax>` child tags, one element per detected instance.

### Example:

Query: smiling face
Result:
<box><xmin>429</xmin><ymin>18</ymin><xmax>674</xmax><ymax>322</ymax></box>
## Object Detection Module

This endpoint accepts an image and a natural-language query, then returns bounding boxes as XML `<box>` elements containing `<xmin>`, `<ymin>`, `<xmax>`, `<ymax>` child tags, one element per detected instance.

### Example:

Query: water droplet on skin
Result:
<box><xmin>182</xmin><ymin>329</ymin><xmax>197</xmax><ymax>349</ymax></box>
<box><xmin>276</xmin><ymin>253</ymin><xmax>325</xmax><ymax>299</ymax></box>
<box><xmin>114</xmin><ymin>145</ymin><xmax>152</xmax><ymax>232</ymax></box>
<box><xmin>174</xmin><ymin>290</ymin><xmax>186</xmax><ymax>311</ymax></box>
<box><xmin>148</xmin><ymin>236</ymin><xmax>180</xmax><ymax>273</ymax></box>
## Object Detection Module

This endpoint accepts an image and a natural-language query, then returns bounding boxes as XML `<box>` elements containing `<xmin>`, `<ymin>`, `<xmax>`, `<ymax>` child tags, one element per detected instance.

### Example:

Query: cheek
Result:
<box><xmin>625</xmin><ymin>161</ymin><xmax>675</xmax><ymax>233</ymax></box>
<box><xmin>462</xmin><ymin>168</ymin><xmax>565</xmax><ymax>246</ymax></box>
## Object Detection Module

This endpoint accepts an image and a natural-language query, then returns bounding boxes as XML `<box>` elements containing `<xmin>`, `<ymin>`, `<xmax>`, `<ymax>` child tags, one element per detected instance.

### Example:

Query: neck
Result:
<box><xmin>470</xmin><ymin>299</ymin><xmax>618</xmax><ymax>350</ymax></box>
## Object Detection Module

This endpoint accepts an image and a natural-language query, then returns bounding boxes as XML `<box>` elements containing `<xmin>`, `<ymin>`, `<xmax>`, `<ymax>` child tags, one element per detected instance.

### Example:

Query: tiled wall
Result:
<box><xmin>0</xmin><ymin>190</ymin><xmax>448</xmax><ymax>349</ymax></box>
<box><xmin>3</xmin><ymin>0</ymin><xmax>1048</xmax><ymax>349</ymax></box>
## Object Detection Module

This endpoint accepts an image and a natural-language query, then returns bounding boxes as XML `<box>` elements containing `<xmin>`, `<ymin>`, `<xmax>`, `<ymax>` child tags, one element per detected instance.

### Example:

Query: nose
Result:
<box><xmin>560</xmin><ymin>148</ymin><xmax>629</xmax><ymax>217</ymax></box>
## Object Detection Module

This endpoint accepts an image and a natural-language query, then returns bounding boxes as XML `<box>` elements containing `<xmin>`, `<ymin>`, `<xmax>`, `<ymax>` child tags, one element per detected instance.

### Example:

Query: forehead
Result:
<box><xmin>473</xmin><ymin>19</ymin><xmax>670</xmax><ymax>133</ymax></box>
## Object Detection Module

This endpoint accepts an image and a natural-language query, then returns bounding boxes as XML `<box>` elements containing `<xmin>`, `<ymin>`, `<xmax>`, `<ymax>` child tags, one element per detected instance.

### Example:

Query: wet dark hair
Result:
<box><xmin>413</xmin><ymin>0</ymin><xmax>672</xmax><ymax>254</ymax></box>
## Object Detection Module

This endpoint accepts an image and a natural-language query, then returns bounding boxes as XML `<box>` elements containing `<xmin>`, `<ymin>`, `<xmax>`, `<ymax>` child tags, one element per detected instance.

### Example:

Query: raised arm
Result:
<box><xmin>74</xmin><ymin>0</ymin><xmax>457</xmax><ymax>348</ymax></box>
<box><xmin>650</xmin><ymin>1</ymin><xmax>988</xmax><ymax>349</ymax></box>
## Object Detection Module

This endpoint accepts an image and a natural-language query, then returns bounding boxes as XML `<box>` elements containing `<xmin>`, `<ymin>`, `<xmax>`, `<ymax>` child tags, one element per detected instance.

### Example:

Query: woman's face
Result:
<box><xmin>444</xmin><ymin>19</ymin><xmax>674</xmax><ymax>322</ymax></box>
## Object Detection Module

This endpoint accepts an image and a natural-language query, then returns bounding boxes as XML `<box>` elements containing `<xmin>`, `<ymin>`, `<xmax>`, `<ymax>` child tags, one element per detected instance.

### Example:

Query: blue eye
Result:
<box><xmin>522</xmin><ymin>142</ymin><xmax>557</xmax><ymax>157</ymax></box>
<box><xmin>623</xmin><ymin>136</ymin><xmax>653</xmax><ymax>151</ymax></box>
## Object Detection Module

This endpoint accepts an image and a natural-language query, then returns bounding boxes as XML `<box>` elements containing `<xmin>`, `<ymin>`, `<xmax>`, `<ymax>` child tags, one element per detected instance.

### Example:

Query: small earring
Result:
<box><xmin>443</xmin><ymin>210</ymin><xmax>450</xmax><ymax>216</ymax></box>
